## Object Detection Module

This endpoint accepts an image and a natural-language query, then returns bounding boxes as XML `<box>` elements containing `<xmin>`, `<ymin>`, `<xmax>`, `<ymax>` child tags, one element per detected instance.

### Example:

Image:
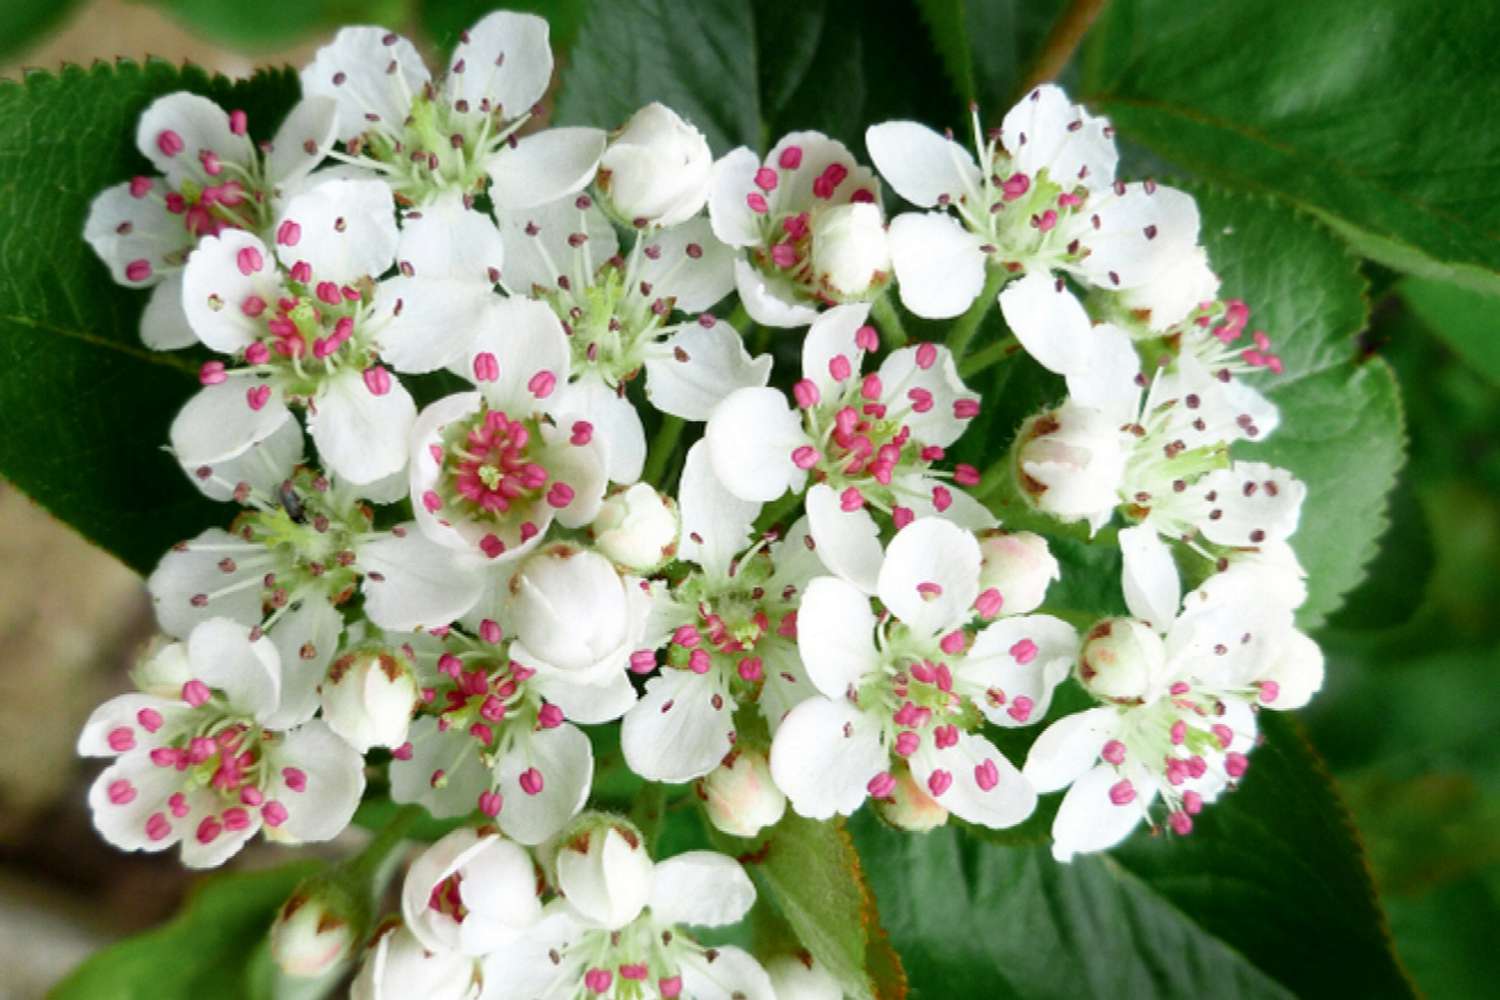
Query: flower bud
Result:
<box><xmin>555</xmin><ymin>814</ymin><xmax>653</xmax><ymax>930</ymax></box>
<box><xmin>351</xmin><ymin>922</ymin><xmax>478</xmax><ymax>1000</ymax></box>
<box><xmin>1014</xmin><ymin>402</ymin><xmax>1126</xmax><ymax>529</ymax></box>
<box><xmin>1118</xmin><ymin>245</ymin><xmax>1220</xmax><ymax>332</ymax></box>
<box><xmin>591</xmin><ymin>483</ymin><xmax>679</xmax><ymax>572</ymax></box>
<box><xmin>699</xmin><ymin>748</ymin><xmax>786</xmax><ymax>838</ymax></box>
<box><xmin>402</xmin><ymin>827</ymin><xmax>541</xmax><ymax>956</ymax></box>
<box><xmin>1078</xmin><ymin>618</ymin><xmax>1166</xmax><ymax>703</ymax></box>
<box><xmin>320</xmin><ymin>647</ymin><xmax>417</xmax><ymax>752</ymax></box>
<box><xmin>977</xmin><ymin>530</ymin><xmax>1061</xmax><ymax>615</ymax></box>
<box><xmin>874</xmin><ymin>768</ymin><xmax>948</xmax><ymax>831</ymax></box>
<box><xmin>767</xmin><ymin>952</ymin><xmax>843</xmax><ymax>1000</ymax></box>
<box><xmin>598</xmin><ymin>102</ymin><xmax>713</xmax><ymax>228</ymax></box>
<box><xmin>511</xmin><ymin>544</ymin><xmax>636</xmax><ymax>677</ymax></box>
<box><xmin>269</xmin><ymin>882</ymin><xmax>358</xmax><ymax>978</ymax></box>
<box><xmin>811</xmin><ymin>202</ymin><xmax>891</xmax><ymax>300</ymax></box>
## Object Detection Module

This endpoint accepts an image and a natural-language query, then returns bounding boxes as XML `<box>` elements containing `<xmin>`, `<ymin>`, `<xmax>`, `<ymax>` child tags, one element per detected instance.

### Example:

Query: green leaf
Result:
<box><xmin>733</xmin><ymin>812</ymin><xmax>906</xmax><ymax>1000</ymax></box>
<box><xmin>0</xmin><ymin>61</ymin><xmax>302</xmax><ymax>574</ymax></box>
<box><xmin>146</xmin><ymin>0</ymin><xmax>410</xmax><ymax>50</ymax></box>
<box><xmin>915</xmin><ymin>0</ymin><xmax>1067</xmax><ymax>110</ymax></box>
<box><xmin>0</xmin><ymin>0</ymin><xmax>82</xmax><ymax>62</ymax></box>
<box><xmin>1396</xmin><ymin>277</ymin><xmax>1500</xmax><ymax>386</ymax></box>
<box><xmin>1079</xmin><ymin>1</ymin><xmax>1500</xmax><ymax>293</ymax></box>
<box><xmin>852</xmin><ymin>715</ymin><xmax>1412</xmax><ymax>998</ymax></box>
<box><xmin>420</xmin><ymin>0</ymin><xmax>594</xmax><ymax>55</ymax></box>
<box><xmin>556</xmin><ymin>0</ymin><xmax>961</xmax><ymax>157</ymax></box>
<box><xmin>52</xmin><ymin>861</ymin><xmax>318</xmax><ymax>999</ymax></box>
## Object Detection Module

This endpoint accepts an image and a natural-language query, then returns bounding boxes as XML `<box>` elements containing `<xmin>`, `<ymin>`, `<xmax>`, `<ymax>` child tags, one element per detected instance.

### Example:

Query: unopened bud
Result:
<box><xmin>767</xmin><ymin>951</ymin><xmax>843</xmax><ymax>1000</ymax></box>
<box><xmin>511</xmin><ymin>545</ymin><xmax>636</xmax><ymax>677</ymax></box>
<box><xmin>320</xmin><ymin>648</ymin><xmax>417</xmax><ymax>752</ymax></box>
<box><xmin>598</xmin><ymin>103</ymin><xmax>713</xmax><ymax>228</ymax></box>
<box><xmin>556</xmin><ymin>813</ymin><xmax>653</xmax><ymax>930</ymax></box>
<box><xmin>1078</xmin><ymin>618</ymin><xmax>1166</xmax><ymax>703</ymax></box>
<box><xmin>592</xmin><ymin>483</ymin><xmax>679</xmax><ymax>572</ymax></box>
<box><xmin>351</xmin><ymin>922</ymin><xmax>478</xmax><ymax>1000</ymax></box>
<box><xmin>1014</xmin><ymin>402</ymin><xmax>1126</xmax><ymax>529</ymax></box>
<box><xmin>811</xmin><ymin>202</ymin><xmax>890</xmax><ymax>300</ymax></box>
<box><xmin>700</xmin><ymin>748</ymin><xmax>786</xmax><ymax>838</ymax></box>
<box><xmin>270</xmin><ymin>884</ymin><xmax>357</xmax><ymax>978</ymax></box>
<box><xmin>977</xmin><ymin>530</ymin><xmax>1060</xmax><ymax>615</ymax></box>
<box><xmin>875</xmin><ymin>768</ymin><xmax>948</xmax><ymax>831</ymax></box>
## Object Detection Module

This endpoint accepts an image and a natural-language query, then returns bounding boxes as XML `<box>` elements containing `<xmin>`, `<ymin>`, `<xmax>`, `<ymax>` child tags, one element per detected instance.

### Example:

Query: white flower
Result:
<box><xmin>492</xmin><ymin>192</ymin><xmax>764</xmax><ymax>483</ymax></box>
<box><xmin>475</xmin><ymin>816</ymin><xmax>774</xmax><ymax>1000</ymax></box>
<box><xmin>769</xmin><ymin>519</ymin><xmax>1076</xmax><ymax>829</ymax></box>
<box><xmin>351</xmin><ymin>922</ymin><xmax>480</xmax><ymax>1000</ymax></box>
<box><xmin>1024</xmin><ymin>569</ymin><xmax>1324</xmax><ymax>861</ymax></box>
<box><xmin>404</xmin><ymin>828</ymin><xmax>542</xmax><ymax>957</ymax></box>
<box><xmin>867</xmin><ymin>85</ymin><xmax>1199</xmax><ymax>322</ymax></box>
<box><xmin>766</xmin><ymin>953</ymin><xmax>844</xmax><ymax>1000</ymax></box>
<box><xmin>302</xmin><ymin>13</ymin><xmax>604</xmax><ymax>206</ymax></box>
<box><xmin>84</xmin><ymin>92</ymin><xmax>337</xmax><ymax>349</ymax></box>
<box><xmin>591</xmin><ymin>483</ymin><xmax>680</xmax><ymax>572</ymax></box>
<box><xmin>705</xmin><ymin>304</ymin><xmax>993</xmax><ymax>591</ymax></box>
<box><xmin>619</xmin><ymin>442</ymin><xmax>823</xmax><ymax>783</ymax></box>
<box><xmin>408</xmin><ymin>302</ymin><xmax>609</xmax><ymax>563</ymax></box>
<box><xmin>77</xmin><ymin>618</ymin><xmax>364</xmax><ymax>868</ymax></box>
<box><xmin>708</xmin><ymin>131</ymin><xmax>887</xmax><ymax>326</ymax></box>
<box><xmin>171</xmin><ymin>180</ymin><xmax>506</xmax><ymax>484</ymax></box>
<box><xmin>148</xmin><ymin>429</ymin><xmax>483</xmax><ymax>723</ymax></box>
<box><xmin>700</xmin><ymin>747</ymin><xmax>787</xmax><ymax>839</ymax></box>
<box><xmin>598</xmin><ymin>103</ymin><xmax>713</xmax><ymax>228</ymax></box>
<box><xmin>320</xmin><ymin>645</ymin><xmax>418</xmax><ymax>752</ymax></box>
<box><xmin>976</xmin><ymin>529</ymin><xmax>1061</xmax><ymax>616</ymax></box>
<box><xmin>387</xmin><ymin>619</ymin><xmax>618</xmax><ymax>845</ymax></box>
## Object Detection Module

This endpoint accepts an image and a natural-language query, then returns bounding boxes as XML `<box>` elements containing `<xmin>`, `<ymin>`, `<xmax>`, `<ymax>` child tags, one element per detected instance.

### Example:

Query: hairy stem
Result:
<box><xmin>945</xmin><ymin>267</ymin><xmax>1007</xmax><ymax>361</ymax></box>
<box><xmin>870</xmin><ymin>293</ymin><xmax>909</xmax><ymax>347</ymax></box>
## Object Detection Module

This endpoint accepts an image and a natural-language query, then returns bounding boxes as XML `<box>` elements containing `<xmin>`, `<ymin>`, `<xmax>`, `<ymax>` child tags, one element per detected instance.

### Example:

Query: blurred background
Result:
<box><xmin>1</xmin><ymin>1</ymin><xmax>1496</xmax><ymax>997</ymax></box>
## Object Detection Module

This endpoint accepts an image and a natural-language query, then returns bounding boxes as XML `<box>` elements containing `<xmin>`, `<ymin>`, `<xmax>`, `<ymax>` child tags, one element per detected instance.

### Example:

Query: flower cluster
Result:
<box><xmin>78</xmin><ymin>9</ymin><xmax>1325</xmax><ymax>993</ymax></box>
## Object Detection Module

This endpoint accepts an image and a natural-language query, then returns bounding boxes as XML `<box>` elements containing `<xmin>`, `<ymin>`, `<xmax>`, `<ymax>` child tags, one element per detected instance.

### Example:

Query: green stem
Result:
<box><xmin>870</xmin><ymin>293</ymin><xmax>909</xmax><ymax>347</ymax></box>
<box><xmin>725</xmin><ymin>301</ymin><xmax>752</xmax><ymax>333</ymax></box>
<box><xmin>945</xmin><ymin>267</ymin><xmax>1007</xmax><ymax>362</ymax></box>
<box><xmin>1018</xmin><ymin>0</ymin><xmax>1111</xmax><ymax>97</ymax></box>
<box><xmin>959</xmin><ymin>335</ymin><xmax>1021</xmax><ymax>379</ymax></box>
<box><xmin>345</xmin><ymin>803</ymin><xmax>423</xmax><ymax>884</ymax></box>
<box><xmin>642</xmin><ymin>416</ymin><xmax>685</xmax><ymax>485</ymax></box>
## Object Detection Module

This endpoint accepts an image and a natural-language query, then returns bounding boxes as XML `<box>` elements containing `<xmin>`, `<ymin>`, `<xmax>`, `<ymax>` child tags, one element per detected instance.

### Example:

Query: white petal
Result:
<box><xmin>494</xmin><ymin>194</ymin><xmax>617</xmax><ymax>297</ymax></box>
<box><xmin>465</xmin><ymin>297</ymin><xmax>570</xmax><ymax>415</ymax></box>
<box><xmin>265</xmin><ymin>720</ymin><xmax>366</xmax><ymax>842</ymax></box>
<box><xmin>677</xmin><ymin>440</ymin><xmax>760</xmax><ymax>580</ymax></box>
<box><xmin>795</xmin><ymin>575</ymin><xmax>880</xmax><ymax>699</ymax></box>
<box><xmin>390</xmin><ymin>717</ymin><xmax>492</xmax><ymax>818</ymax></box>
<box><xmin>889</xmin><ymin>212</ymin><xmax>987</xmax><ymax>319</ymax></box>
<box><xmin>801</xmin><ymin>302</ymin><xmax>870</xmax><ymax>397</ymax></box>
<box><xmin>1118</xmin><ymin>524</ymin><xmax>1181</xmax><ymax>628</ymax></box>
<box><xmin>734</xmin><ymin>258</ymin><xmax>819</xmax><ymax>328</ymax></box>
<box><xmin>704</xmin><ymin>387</ymin><xmax>809</xmax><ymax>502</ymax></box>
<box><xmin>1119</xmin><ymin>244</ymin><xmax>1219</xmax><ymax>331</ymax></box>
<box><xmin>536</xmin><ymin>422</ymin><xmax>609</xmax><ymax>530</ymax></box>
<box><xmin>374</xmin><ymin>274</ymin><xmax>494</xmax><ymax>374</ymax></box>
<box><xmin>495</xmin><ymin>724</ymin><xmax>593</xmax><ymax>845</ymax></box>
<box><xmin>1194</xmin><ymin>462</ymin><xmax>1307</xmax><ymax>548</ymax></box>
<box><xmin>1021</xmin><ymin>706</ymin><xmax>1119</xmax><ymax>793</ymax></box>
<box><xmin>757</xmin><ymin>636</ymin><xmax>814</xmax><ymax>735</ymax></box>
<box><xmin>139</xmin><ymin>272</ymin><xmax>198</xmax><ymax>350</ymax></box>
<box><xmin>136</xmin><ymin>92</ymin><xmax>254</xmax><ymax>188</ymax></box>
<box><xmin>1002</xmin><ymin>84</ymin><xmax>1117</xmax><ymax>189</ymax></box>
<box><xmin>707</xmin><ymin>147</ymin><xmax>763</xmax><ymax>247</ymax></box>
<box><xmin>620</xmin><ymin>669</ymin><xmax>736</xmax><ymax>783</ymax></box>
<box><xmin>1062</xmin><ymin>322</ymin><xmax>1142</xmax><ymax>422</ymax></box>
<box><xmin>764</xmin><ymin>131</ymin><xmax>880</xmax><ymax>211</ymax></box>
<box><xmin>476</xmin><ymin>908</ymin><xmax>586</xmax><ymax>1000</ymax></box>
<box><xmin>769</xmin><ymin>697</ymin><xmax>885</xmax><ymax>821</ymax></box>
<box><xmin>78</xmin><ymin>693</ymin><xmax>186</xmax><ymax>757</ymax></box>
<box><xmin>801</xmin><ymin>484</ymin><xmax>883</xmax><ymax>596</ymax></box>
<box><xmin>637</xmin><ymin>216</ymin><xmax>736</xmax><ymax>311</ymax></box>
<box><xmin>997</xmin><ymin>269</ymin><xmax>1093</xmax><ymax>376</ymax></box>
<box><xmin>87</xmin><ymin>754</ymin><xmax>186</xmax><ymax>852</ymax></box>
<box><xmin>181</xmin><ymin>413</ymin><xmax>302</xmax><ymax>501</ymax></box>
<box><xmin>398</xmin><ymin>194</ymin><xmax>506</xmax><ymax>285</ymax></box>
<box><xmin>83</xmin><ymin>180</ymin><xmax>190</xmax><ymax>289</ymax></box>
<box><xmin>308</xmin><ymin>368</ymin><xmax>415</xmax><ymax>485</ymax></box>
<box><xmin>910</xmin><ymin>730</ymin><xmax>1035</xmax><ymax>830</ymax></box>
<box><xmin>1259</xmin><ymin>627</ymin><xmax>1325</xmax><ymax>710</ymax></box>
<box><xmin>1049</xmin><ymin>763</ymin><xmax>1151</xmax><ymax>862</ymax></box>
<box><xmin>360</xmin><ymin>525</ymin><xmax>486</xmax><ymax>630</ymax></box>
<box><xmin>1066</xmin><ymin>183</ymin><xmax>1200</xmax><ymax>290</ymax></box>
<box><xmin>553</xmin><ymin>375</ymin><xmax>645</xmax><ymax>484</ymax></box>
<box><xmin>266</xmin><ymin>96</ymin><xmax>339</xmax><ymax>189</ymax></box>
<box><xmin>865</xmin><ymin>121</ymin><xmax>980</xmax><ymax>208</ymax></box>
<box><xmin>645</xmin><ymin>319</ymin><xmax>773</xmax><ymax>422</ymax></box>
<box><xmin>876</xmin><ymin>341</ymin><xmax>976</xmax><ymax>447</ymax></box>
<box><xmin>187</xmin><ymin>617</ymin><xmax>282</xmax><ymax>719</ymax></box>
<box><xmin>147</xmin><ymin>528</ymin><xmax>266</xmax><ymax>637</ymax></box>
<box><xmin>526</xmin><ymin>657</ymin><xmax>640</xmax><ymax>724</ymax></box>
<box><xmin>444</xmin><ymin>11</ymin><xmax>552</xmax><ymax>119</ymax></box>
<box><xmin>177</xmin><ymin>790</ymin><xmax>260</xmax><ymax>869</ymax></box>
<box><xmin>963</xmin><ymin>614</ymin><xmax>1079</xmax><ymax>727</ymax></box>
<box><xmin>877</xmin><ymin>518</ymin><xmax>981</xmax><ymax>637</ymax></box>
<box><xmin>649</xmin><ymin>852</ymin><xmax>755</xmax><ymax>928</ymax></box>
<box><xmin>679</xmin><ymin>946</ymin><xmax>776</xmax><ymax>1000</ymax></box>
<box><xmin>300</xmin><ymin>27</ymin><xmax>431</xmax><ymax>142</ymax></box>
<box><xmin>182</xmin><ymin>229</ymin><xmax>283</xmax><ymax>353</ymax></box>
<box><xmin>555</xmin><ymin>826</ymin><xmax>653</xmax><ymax>930</ymax></box>
<box><xmin>487</xmin><ymin>127</ymin><xmax>606</xmax><ymax>211</ymax></box>
<box><xmin>262</xmin><ymin>596</ymin><xmax>343</xmax><ymax>730</ymax></box>
<box><xmin>275</xmin><ymin>178</ymin><xmax>397</xmax><ymax>285</ymax></box>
